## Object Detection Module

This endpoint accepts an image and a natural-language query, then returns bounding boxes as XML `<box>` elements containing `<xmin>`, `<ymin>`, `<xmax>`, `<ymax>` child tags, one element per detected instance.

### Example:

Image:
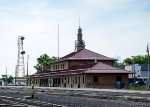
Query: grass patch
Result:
<box><xmin>129</xmin><ymin>84</ymin><xmax>146</xmax><ymax>90</ymax></box>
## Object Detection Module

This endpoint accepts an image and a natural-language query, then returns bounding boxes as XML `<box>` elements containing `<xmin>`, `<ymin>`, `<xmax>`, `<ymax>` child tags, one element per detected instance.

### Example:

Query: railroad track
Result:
<box><xmin>0</xmin><ymin>96</ymin><xmax>64</xmax><ymax>107</ymax></box>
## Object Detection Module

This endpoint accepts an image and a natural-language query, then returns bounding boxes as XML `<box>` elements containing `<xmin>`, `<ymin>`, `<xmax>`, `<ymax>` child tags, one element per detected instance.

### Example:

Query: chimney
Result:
<box><xmin>94</xmin><ymin>57</ymin><xmax>97</xmax><ymax>63</ymax></box>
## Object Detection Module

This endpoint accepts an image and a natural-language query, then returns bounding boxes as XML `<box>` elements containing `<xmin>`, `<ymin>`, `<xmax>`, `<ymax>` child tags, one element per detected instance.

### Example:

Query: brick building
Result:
<box><xmin>29</xmin><ymin>26</ymin><xmax>130</xmax><ymax>88</ymax></box>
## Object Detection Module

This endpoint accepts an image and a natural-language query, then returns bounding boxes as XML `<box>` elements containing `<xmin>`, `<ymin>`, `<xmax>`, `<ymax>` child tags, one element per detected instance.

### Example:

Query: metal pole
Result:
<box><xmin>27</xmin><ymin>55</ymin><xmax>29</xmax><ymax>85</ymax></box>
<box><xmin>133</xmin><ymin>64</ymin><xmax>136</xmax><ymax>83</ymax></box>
<box><xmin>6</xmin><ymin>67</ymin><xmax>7</xmax><ymax>86</ymax></box>
<box><xmin>148</xmin><ymin>55</ymin><xmax>149</xmax><ymax>90</ymax></box>
<box><xmin>58</xmin><ymin>24</ymin><xmax>60</xmax><ymax>59</ymax></box>
<box><xmin>147</xmin><ymin>43</ymin><xmax>150</xmax><ymax>90</ymax></box>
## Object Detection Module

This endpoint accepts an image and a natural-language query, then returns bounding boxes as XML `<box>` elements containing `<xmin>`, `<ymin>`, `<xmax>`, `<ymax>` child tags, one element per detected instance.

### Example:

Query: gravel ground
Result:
<box><xmin>0</xmin><ymin>87</ymin><xmax>150</xmax><ymax>107</ymax></box>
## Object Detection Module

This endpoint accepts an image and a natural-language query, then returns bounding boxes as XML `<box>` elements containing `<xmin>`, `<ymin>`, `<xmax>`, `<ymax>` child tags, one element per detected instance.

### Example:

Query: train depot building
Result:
<box><xmin>29</xmin><ymin>27</ymin><xmax>130</xmax><ymax>88</ymax></box>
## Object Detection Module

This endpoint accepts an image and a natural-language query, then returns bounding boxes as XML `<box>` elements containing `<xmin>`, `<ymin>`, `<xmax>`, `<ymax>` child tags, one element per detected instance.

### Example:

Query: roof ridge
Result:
<box><xmin>59</xmin><ymin>49</ymin><xmax>115</xmax><ymax>61</ymax></box>
<box><xmin>85</xmin><ymin>49</ymin><xmax>114</xmax><ymax>59</ymax></box>
<box><xmin>90</xmin><ymin>62</ymin><xmax>118</xmax><ymax>70</ymax></box>
<box><xmin>70</xmin><ymin>49</ymin><xmax>83</xmax><ymax>58</ymax></box>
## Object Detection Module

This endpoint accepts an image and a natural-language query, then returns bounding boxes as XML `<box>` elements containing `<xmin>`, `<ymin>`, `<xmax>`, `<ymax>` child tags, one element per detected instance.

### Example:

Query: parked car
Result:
<box><xmin>128</xmin><ymin>78</ymin><xmax>144</xmax><ymax>83</ymax></box>
<box><xmin>129</xmin><ymin>78</ymin><xmax>146</xmax><ymax>86</ymax></box>
<box><xmin>134</xmin><ymin>81</ymin><xmax>146</xmax><ymax>86</ymax></box>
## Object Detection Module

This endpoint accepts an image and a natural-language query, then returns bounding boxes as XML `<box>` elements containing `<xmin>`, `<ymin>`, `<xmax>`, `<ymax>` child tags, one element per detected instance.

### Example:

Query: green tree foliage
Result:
<box><xmin>34</xmin><ymin>54</ymin><xmax>57</xmax><ymax>72</ymax></box>
<box><xmin>0</xmin><ymin>75</ymin><xmax>14</xmax><ymax>84</ymax></box>
<box><xmin>115</xmin><ymin>55</ymin><xmax>150</xmax><ymax>67</ymax></box>
<box><xmin>124</xmin><ymin>58</ymin><xmax>133</xmax><ymax>65</ymax></box>
<box><xmin>123</xmin><ymin>55</ymin><xmax>149</xmax><ymax>65</ymax></box>
<box><xmin>114</xmin><ymin>62</ymin><xmax>125</xmax><ymax>68</ymax></box>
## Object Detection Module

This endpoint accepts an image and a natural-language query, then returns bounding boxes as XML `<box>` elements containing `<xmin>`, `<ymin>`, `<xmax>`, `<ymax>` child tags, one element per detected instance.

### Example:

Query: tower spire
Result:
<box><xmin>75</xmin><ymin>24</ymin><xmax>85</xmax><ymax>52</ymax></box>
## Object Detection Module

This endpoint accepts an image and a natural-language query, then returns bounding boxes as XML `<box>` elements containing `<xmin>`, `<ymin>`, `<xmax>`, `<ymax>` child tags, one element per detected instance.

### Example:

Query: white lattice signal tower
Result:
<box><xmin>15</xmin><ymin>36</ymin><xmax>25</xmax><ymax>78</ymax></box>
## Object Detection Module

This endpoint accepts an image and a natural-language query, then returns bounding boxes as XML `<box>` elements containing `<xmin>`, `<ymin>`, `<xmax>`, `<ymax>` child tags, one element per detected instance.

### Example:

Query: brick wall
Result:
<box><xmin>85</xmin><ymin>73</ymin><xmax>128</xmax><ymax>88</ymax></box>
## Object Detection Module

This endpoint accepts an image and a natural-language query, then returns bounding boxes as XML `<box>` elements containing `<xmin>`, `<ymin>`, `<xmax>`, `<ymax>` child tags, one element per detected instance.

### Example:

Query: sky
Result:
<box><xmin>0</xmin><ymin>0</ymin><xmax>150</xmax><ymax>77</ymax></box>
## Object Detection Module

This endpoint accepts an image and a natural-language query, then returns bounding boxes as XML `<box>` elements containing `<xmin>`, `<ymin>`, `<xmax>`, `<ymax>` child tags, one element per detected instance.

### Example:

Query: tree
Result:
<box><xmin>114</xmin><ymin>55</ymin><xmax>150</xmax><ymax>67</ymax></box>
<box><xmin>7</xmin><ymin>75</ymin><xmax>14</xmax><ymax>83</ymax></box>
<box><xmin>124</xmin><ymin>58</ymin><xmax>133</xmax><ymax>65</ymax></box>
<box><xmin>34</xmin><ymin>54</ymin><xmax>57</xmax><ymax>72</ymax></box>
<box><xmin>114</xmin><ymin>61</ymin><xmax>125</xmax><ymax>68</ymax></box>
<box><xmin>0</xmin><ymin>75</ymin><xmax>14</xmax><ymax>84</ymax></box>
<box><xmin>123</xmin><ymin>55</ymin><xmax>149</xmax><ymax>65</ymax></box>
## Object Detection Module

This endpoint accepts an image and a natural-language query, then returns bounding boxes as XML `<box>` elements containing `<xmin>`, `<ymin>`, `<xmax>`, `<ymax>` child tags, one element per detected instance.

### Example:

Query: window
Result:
<box><xmin>60</xmin><ymin>64</ymin><xmax>62</xmax><ymax>69</ymax></box>
<box><xmin>58</xmin><ymin>65</ymin><xmax>59</xmax><ymax>70</ymax></box>
<box><xmin>62</xmin><ymin>64</ymin><xmax>65</xmax><ymax>69</ymax></box>
<box><xmin>62</xmin><ymin>78</ymin><xmax>63</xmax><ymax>84</ymax></box>
<box><xmin>116</xmin><ymin>76</ymin><xmax>121</xmax><ymax>81</ymax></box>
<box><xmin>56</xmin><ymin>65</ymin><xmax>57</xmax><ymax>70</ymax></box>
<box><xmin>93</xmin><ymin>76</ymin><xmax>98</xmax><ymax>83</ymax></box>
<box><xmin>58</xmin><ymin>78</ymin><xmax>60</xmax><ymax>84</ymax></box>
<box><xmin>78</xmin><ymin>77</ymin><xmax>80</xmax><ymax>84</ymax></box>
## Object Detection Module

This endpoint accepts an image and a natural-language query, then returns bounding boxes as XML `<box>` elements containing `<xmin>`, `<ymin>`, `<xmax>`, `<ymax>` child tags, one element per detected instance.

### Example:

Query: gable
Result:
<box><xmin>60</xmin><ymin>49</ymin><xmax>115</xmax><ymax>61</ymax></box>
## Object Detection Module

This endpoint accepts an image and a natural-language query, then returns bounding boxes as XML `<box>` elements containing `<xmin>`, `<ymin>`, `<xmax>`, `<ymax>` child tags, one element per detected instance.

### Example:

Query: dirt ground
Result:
<box><xmin>0</xmin><ymin>86</ymin><xmax>150</xmax><ymax>107</ymax></box>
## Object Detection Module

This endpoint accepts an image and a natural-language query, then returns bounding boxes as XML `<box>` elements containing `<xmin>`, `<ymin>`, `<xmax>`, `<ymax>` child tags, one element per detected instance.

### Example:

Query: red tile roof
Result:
<box><xmin>31</xmin><ymin>63</ymin><xmax>95</xmax><ymax>77</ymax></box>
<box><xmin>60</xmin><ymin>49</ymin><xmax>115</xmax><ymax>61</ymax></box>
<box><xmin>31</xmin><ymin>62</ymin><xmax>130</xmax><ymax>77</ymax></box>
<box><xmin>90</xmin><ymin>62</ymin><xmax>118</xmax><ymax>70</ymax></box>
<box><xmin>68</xmin><ymin>63</ymin><xmax>96</xmax><ymax>70</ymax></box>
<box><xmin>85</xmin><ymin>62</ymin><xmax>129</xmax><ymax>74</ymax></box>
